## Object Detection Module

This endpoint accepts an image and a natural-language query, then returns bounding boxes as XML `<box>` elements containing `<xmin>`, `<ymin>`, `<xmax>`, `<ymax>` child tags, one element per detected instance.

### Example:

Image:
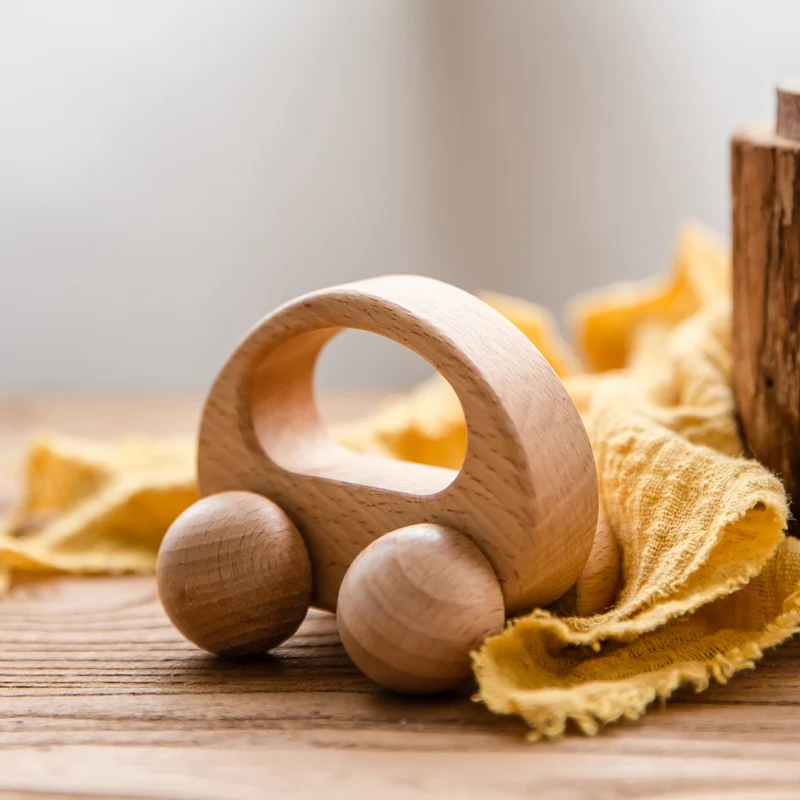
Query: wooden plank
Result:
<box><xmin>1</xmin><ymin>399</ymin><xmax>800</xmax><ymax>798</ymax></box>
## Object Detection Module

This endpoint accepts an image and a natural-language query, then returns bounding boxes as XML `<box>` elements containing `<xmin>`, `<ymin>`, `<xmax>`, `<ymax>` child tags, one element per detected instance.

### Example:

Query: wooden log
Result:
<box><xmin>732</xmin><ymin>80</ymin><xmax>800</xmax><ymax>529</ymax></box>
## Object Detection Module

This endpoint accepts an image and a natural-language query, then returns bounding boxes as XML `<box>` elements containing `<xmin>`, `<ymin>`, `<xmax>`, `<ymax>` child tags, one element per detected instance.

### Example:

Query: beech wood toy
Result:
<box><xmin>157</xmin><ymin>275</ymin><xmax>616</xmax><ymax>693</ymax></box>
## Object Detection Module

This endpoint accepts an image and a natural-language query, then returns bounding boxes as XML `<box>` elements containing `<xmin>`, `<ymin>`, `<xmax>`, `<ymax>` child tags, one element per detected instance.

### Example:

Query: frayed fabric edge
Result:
<box><xmin>472</xmin><ymin>585</ymin><xmax>800</xmax><ymax>742</ymax></box>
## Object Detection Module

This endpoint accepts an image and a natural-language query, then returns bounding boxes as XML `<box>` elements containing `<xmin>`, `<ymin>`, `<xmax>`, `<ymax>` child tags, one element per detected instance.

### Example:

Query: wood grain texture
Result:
<box><xmin>4</xmin><ymin>574</ymin><xmax>800</xmax><ymax>800</ymax></box>
<box><xmin>731</xmin><ymin>122</ymin><xmax>800</xmax><ymax>527</ymax></box>
<box><xmin>777</xmin><ymin>78</ymin><xmax>800</xmax><ymax>141</ymax></box>
<box><xmin>197</xmin><ymin>275</ymin><xmax>599</xmax><ymax>613</ymax></box>
<box><xmin>2</xmin><ymin>399</ymin><xmax>800</xmax><ymax>799</ymax></box>
<box><xmin>157</xmin><ymin>491</ymin><xmax>312</xmax><ymax>656</ymax></box>
<box><xmin>336</xmin><ymin>524</ymin><xmax>505</xmax><ymax>693</ymax></box>
<box><xmin>561</xmin><ymin>508</ymin><xmax>620</xmax><ymax>617</ymax></box>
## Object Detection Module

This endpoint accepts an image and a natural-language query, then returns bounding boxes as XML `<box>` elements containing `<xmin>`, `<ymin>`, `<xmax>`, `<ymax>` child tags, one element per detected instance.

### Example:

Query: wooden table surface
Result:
<box><xmin>2</xmin><ymin>397</ymin><xmax>800</xmax><ymax>800</ymax></box>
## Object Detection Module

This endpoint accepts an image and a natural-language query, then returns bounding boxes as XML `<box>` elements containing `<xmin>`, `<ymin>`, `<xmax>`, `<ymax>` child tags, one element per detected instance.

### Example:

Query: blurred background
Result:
<box><xmin>0</xmin><ymin>0</ymin><xmax>796</xmax><ymax>392</ymax></box>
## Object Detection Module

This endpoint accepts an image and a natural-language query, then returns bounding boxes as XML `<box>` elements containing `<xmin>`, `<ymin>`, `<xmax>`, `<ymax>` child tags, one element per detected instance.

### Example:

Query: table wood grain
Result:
<box><xmin>1</xmin><ymin>397</ymin><xmax>800</xmax><ymax>799</ymax></box>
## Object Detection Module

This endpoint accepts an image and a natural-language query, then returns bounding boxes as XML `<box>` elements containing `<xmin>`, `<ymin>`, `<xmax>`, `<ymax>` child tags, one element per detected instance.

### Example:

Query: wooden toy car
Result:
<box><xmin>156</xmin><ymin>275</ymin><xmax>609</xmax><ymax>693</ymax></box>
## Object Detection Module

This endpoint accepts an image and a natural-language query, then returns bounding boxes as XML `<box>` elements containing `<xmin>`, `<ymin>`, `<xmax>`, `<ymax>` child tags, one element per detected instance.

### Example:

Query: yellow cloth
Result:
<box><xmin>2</xmin><ymin>223</ymin><xmax>799</xmax><ymax>740</ymax></box>
<box><xmin>0</xmin><ymin>436</ymin><xmax>196</xmax><ymax>579</ymax></box>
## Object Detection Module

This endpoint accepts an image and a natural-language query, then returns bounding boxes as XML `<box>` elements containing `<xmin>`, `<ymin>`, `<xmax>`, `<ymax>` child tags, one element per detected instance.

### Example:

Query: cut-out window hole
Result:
<box><xmin>250</xmin><ymin>328</ymin><xmax>466</xmax><ymax>496</ymax></box>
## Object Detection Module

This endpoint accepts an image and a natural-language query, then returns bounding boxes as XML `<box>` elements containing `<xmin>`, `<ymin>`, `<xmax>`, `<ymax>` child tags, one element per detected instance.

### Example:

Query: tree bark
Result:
<box><xmin>732</xmin><ymin>121</ymin><xmax>800</xmax><ymax>529</ymax></box>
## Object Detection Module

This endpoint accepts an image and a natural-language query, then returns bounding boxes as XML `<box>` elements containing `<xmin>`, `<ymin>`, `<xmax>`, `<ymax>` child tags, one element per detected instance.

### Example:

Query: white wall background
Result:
<box><xmin>0</xmin><ymin>0</ymin><xmax>797</xmax><ymax>391</ymax></box>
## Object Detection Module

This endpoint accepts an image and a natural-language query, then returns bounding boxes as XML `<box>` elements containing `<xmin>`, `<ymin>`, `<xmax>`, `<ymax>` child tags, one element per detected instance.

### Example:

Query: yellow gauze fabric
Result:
<box><xmin>2</xmin><ymin>223</ymin><xmax>799</xmax><ymax>740</ymax></box>
<box><xmin>0</xmin><ymin>436</ymin><xmax>197</xmax><ymax>576</ymax></box>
